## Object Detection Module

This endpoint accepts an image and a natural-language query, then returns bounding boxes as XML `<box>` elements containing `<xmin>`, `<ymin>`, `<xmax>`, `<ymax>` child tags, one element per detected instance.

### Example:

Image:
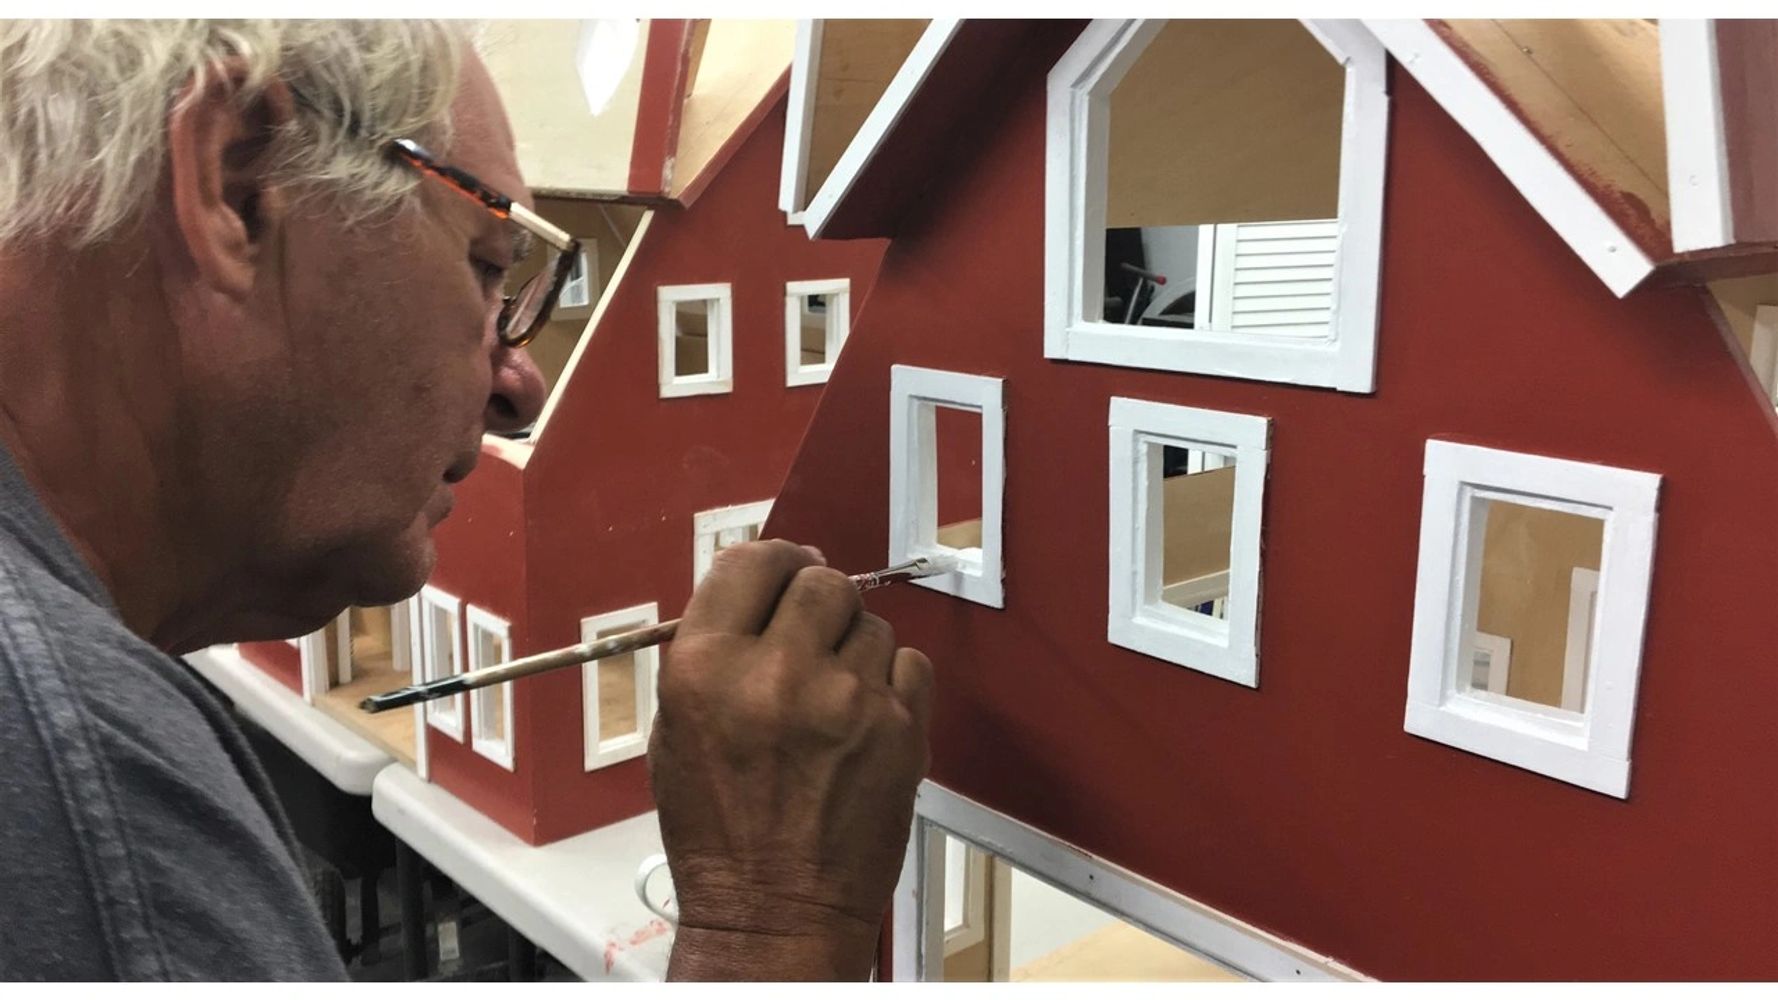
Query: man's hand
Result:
<box><xmin>650</xmin><ymin>541</ymin><xmax>933</xmax><ymax>981</ymax></box>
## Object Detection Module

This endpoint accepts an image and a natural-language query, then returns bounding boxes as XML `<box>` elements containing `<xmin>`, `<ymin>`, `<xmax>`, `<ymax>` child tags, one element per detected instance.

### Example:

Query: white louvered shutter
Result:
<box><xmin>1200</xmin><ymin>220</ymin><xmax>1339</xmax><ymax>337</ymax></box>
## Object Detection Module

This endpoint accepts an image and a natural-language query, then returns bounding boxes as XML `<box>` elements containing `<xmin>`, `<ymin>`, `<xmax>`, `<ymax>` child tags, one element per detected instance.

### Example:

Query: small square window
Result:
<box><xmin>888</xmin><ymin>365</ymin><xmax>1005</xmax><ymax>608</ymax></box>
<box><xmin>785</xmin><ymin>278</ymin><xmax>851</xmax><ymax>386</ymax></box>
<box><xmin>417</xmin><ymin>585</ymin><xmax>465</xmax><ymax>741</ymax></box>
<box><xmin>1406</xmin><ymin>441</ymin><xmax>1660</xmax><ymax>798</ymax></box>
<box><xmin>466</xmin><ymin>606</ymin><xmax>514</xmax><ymax>771</ymax></box>
<box><xmin>1108</xmin><ymin>398</ymin><xmax>1269</xmax><ymax>686</ymax></box>
<box><xmin>693</xmin><ymin>499</ymin><xmax>774</xmax><ymax>587</ymax></box>
<box><xmin>581</xmin><ymin>603</ymin><xmax>660</xmax><ymax>771</ymax></box>
<box><xmin>657</xmin><ymin>283</ymin><xmax>734</xmax><ymax>398</ymax></box>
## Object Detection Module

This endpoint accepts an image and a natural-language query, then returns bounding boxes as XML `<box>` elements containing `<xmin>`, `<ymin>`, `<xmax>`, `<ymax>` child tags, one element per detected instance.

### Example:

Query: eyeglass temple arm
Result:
<box><xmin>506</xmin><ymin>202</ymin><xmax>576</xmax><ymax>253</ymax></box>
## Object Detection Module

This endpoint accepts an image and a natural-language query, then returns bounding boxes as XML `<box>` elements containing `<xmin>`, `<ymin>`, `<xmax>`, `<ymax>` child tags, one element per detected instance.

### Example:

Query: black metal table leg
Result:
<box><xmin>508</xmin><ymin>928</ymin><xmax>539</xmax><ymax>981</ymax></box>
<box><xmin>396</xmin><ymin>842</ymin><xmax>428</xmax><ymax>980</ymax></box>
<box><xmin>360</xmin><ymin>871</ymin><xmax>382</xmax><ymax>966</ymax></box>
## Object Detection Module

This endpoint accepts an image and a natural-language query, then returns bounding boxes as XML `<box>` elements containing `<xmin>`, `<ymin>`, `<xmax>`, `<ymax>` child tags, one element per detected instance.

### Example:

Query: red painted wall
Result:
<box><xmin>765</xmin><ymin>61</ymin><xmax>1778</xmax><ymax>979</ymax></box>
<box><xmin>422</xmin><ymin>95</ymin><xmax>890</xmax><ymax>844</ymax></box>
<box><xmin>238</xmin><ymin>639</ymin><xmax>302</xmax><ymax>695</ymax></box>
<box><xmin>423</xmin><ymin>444</ymin><xmax>531</xmax><ymax>833</ymax></box>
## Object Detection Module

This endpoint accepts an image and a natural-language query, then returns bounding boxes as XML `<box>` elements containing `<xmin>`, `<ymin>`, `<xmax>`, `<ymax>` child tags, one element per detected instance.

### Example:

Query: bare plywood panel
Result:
<box><xmin>670</xmin><ymin>19</ymin><xmax>797</xmax><ymax>200</ymax></box>
<box><xmin>481</xmin><ymin>20</ymin><xmax>648</xmax><ymax>195</ymax></box>
<box><xmin>1011</xmin><ymin>922</ymin><xmax>1243</xmax><ymax>983</ymax></box>
<box><xmin>805</xmin><ymin>20</ymin><xmax>932</xmax><ymax>201</ymax></box>
<box><xmin>1161</xmin><ymin>466</ymin><xmax>1235</xmax><ymax>587</ymax></box>
<box><xmin>1107</xmin><ymin>20</ymin><xmax>1343</xmax><ymax>230</ymax></box>
<box><xmin>316</xmin><ymin>673</ymin><xmax>418</xmax><ymax>768</ymax></box>
<box><xmin>1434</xmin><ymin>19</ymin><xmax>1668</xmax><ymax>252</ymax></box>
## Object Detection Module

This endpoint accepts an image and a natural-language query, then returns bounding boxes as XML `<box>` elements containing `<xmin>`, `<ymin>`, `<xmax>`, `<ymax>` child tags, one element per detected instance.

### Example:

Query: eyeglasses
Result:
<box><xmin>388</xmin><ymin>138</ymin><xmax>580</xmax><ymax>349</ymax></box>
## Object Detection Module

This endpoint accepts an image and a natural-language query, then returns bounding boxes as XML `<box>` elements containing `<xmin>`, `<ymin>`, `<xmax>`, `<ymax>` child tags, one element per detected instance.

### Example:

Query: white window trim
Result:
<box><xmin>465</xmin><ymin>605</ymin><xmax>515</xmax><ymax>772</ymax></box>
<box><xmin>693</xmin><ymin>499</ymin><xmax>775</xmax><ymax>587</ymax></box>
<box><xmin>404</xmin><ymin>597</ymin><xmax>430</xmax><ymax>780</ymax></box>
<box><xmin>1043</xmin><ymin>19</ymin><xmax>1389</xmax><ymax>392</ymax></box>
<box><xmin>1406</xmin><ymin>440</ymin><xmax>1660</xmax><ymax>799</ymax></box>
<box><xmin>888</xmin><ymin>365</ymin><xmax>1005</xmax><ymax>609</ymax></box>
<box><xmin>892</xmin><ymin>780</ymin><xmax>1361</xmax><ymax>982</ymax></box>
<box><xmin>418</xmin><ymin>584</ymin><xmax>465</xmax><ymax>741</ymax></box>
<box><xmin>784</xmin><ymin>278</ymin><xmax>852</xmax><ymax>386</ymax></box>
<box><xmin>581</xmin><ymin>602</ymin><xmax>660</xmax><ymax>772</ymax></box>
<box><xmin>1108</xmin><ymin>398</ymin><xmax>1269</xmax><ymax>687</ymax></box>
<box><xmin>657</xmin><ymin>282</ymin><xmax>735</xmax><ymax>399</ymax></box>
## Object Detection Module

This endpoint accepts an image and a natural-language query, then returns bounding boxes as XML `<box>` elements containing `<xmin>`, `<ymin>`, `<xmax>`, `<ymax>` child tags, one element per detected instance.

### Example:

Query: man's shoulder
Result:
<box><xmin>0</xmin><ymin>539</ymin><xmax>346</xmax><ymax>981</ymax></box>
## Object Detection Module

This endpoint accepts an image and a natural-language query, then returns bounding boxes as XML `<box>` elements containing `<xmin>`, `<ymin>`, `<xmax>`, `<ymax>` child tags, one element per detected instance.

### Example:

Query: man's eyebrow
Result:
<box><xmin>510</xmin><ymin>227</ymin><xmax>536</xmax><ymax>265</ymax></box>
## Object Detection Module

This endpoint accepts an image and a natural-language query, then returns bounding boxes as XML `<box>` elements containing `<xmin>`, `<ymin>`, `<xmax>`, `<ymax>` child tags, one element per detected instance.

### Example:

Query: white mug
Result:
<box><xmin>634</xmin><ymin>853</ymin><xmax>678</xmax><ymax>924</ymax></box>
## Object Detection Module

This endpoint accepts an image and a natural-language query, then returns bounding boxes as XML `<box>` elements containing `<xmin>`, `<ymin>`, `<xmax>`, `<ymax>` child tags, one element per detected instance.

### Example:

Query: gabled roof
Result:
<box><xmin>803</xmin><ymin>18</ymin><xmax>1778</xmax><ymax>297</ymax></box>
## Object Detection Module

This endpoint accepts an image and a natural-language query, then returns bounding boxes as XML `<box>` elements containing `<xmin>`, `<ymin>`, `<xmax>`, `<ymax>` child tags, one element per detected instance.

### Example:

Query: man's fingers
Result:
<box><xmin>834</xmin><ymin>612</ymin><xmax>896</xmax><ymax>679</ymax></box>
<box><xmin>764</xmin><ymin>565</ymin><xmax>864</xmax><ymax>652</ymax></box>
<box><xmin>678</xmin><ymin>540</ymin><xmax>821</xmax><ymax>638</ymax></box>
<box><xmin>887</xmin><ymin>647</ymin><xmax>934</xmax><ymax>744</ymax></box>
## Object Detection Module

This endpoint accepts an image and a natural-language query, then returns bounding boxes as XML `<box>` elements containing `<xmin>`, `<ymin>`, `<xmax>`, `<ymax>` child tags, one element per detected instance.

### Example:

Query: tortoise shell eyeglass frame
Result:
<box><xmin>387</xmin><ymin>138</ymin><xmax>580</xmax><ymax>349</ymax></box>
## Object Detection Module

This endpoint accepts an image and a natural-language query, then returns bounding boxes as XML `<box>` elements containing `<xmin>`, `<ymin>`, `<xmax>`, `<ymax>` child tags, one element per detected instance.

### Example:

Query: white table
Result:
<box><xmin>186</xmin><ymin>645</ymin><xmax>392</xmax><ymax>795</ymax></box>
<box><xmin>371</xmin><ymin>765</ymin><xmax>674</xmax><ymax>982</ymax></box>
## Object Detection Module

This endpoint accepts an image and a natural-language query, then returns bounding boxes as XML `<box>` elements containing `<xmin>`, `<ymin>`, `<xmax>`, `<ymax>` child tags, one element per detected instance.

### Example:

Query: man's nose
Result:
<box><xmin>486</xmin><ymin>342</ymin><xmax>548</xmax><ymax>433</ymax></box>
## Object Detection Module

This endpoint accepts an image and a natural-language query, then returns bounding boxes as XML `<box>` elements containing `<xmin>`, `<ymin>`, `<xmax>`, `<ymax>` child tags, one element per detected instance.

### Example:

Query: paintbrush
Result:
<box><xmin>359</xmin><ymin>556</ymin><xmax>953</xmax><ymax>714</ymax></box>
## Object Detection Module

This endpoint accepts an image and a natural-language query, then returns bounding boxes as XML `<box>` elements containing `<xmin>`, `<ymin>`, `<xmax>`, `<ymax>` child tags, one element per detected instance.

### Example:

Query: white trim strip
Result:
<box><xmin>1661</xmin><ymin>19</ymin><xmax>1736</xmax><ymax>253</ymax></box>
<box><xmin>893</xmin><ymin>781</ymin><xmax>1364</xmax><ymax>981</ymax></box>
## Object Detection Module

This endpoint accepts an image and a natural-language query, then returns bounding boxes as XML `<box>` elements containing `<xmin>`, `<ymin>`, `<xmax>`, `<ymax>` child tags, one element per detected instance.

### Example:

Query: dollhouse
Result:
<box><xmin>237</xmin><ymin>19</ymin><xmax>889</xmax><ymax>846</ymax></box>
<box><xmin>764</xmin><ymin>18</ymin><xmax>1778</xmax><ymax>980</ymax></box>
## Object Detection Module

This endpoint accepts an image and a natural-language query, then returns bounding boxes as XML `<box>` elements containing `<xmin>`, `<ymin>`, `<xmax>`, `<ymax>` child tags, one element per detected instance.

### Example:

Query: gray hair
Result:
<box><xmin>0</xmin><ymin>19</ymin><xmax>476</xmax><ymax>248</ymax></box>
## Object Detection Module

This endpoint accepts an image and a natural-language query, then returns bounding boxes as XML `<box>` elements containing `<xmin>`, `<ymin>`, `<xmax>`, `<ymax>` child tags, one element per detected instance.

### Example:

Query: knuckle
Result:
<box><xmin>788</xmin><ymin>565</ymin><xmax>860</xmax><ymax>611</ymax></box>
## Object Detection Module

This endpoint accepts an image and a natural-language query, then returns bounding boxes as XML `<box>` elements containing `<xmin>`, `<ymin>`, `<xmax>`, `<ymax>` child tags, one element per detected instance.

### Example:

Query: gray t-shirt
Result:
<box><xmin>0</xmin><ymin>444</ymin><xmax>347</xmax><ymax>980</ymax></box>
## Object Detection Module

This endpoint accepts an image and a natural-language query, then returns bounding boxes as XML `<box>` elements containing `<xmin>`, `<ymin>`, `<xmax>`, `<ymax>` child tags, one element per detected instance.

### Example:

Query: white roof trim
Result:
<box><xmin>778</xmin><ymin>19</ymin><xmax>821</xmax><ymax>224</ymax></box>
<box><xmin>1660</xmin><ymin>19</ymin><xmax>1736</xmax><ymax>253</ymax></box>
<box><xmin>801</xmin><ymin>19</ymin><xmax>964</xmax><ymax>239</ymax></box>
<box><xmin>1363</xmin><ymin>19</ymin><xmax>1656</xmax><ymax>297</ymax></box>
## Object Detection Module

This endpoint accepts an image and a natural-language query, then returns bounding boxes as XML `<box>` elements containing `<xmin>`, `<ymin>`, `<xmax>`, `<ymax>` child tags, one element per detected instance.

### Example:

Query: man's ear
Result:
<box><xmin>165</xmin><ymin>59</ymin><xmax>295</xmax><ymax>300</ymax></box>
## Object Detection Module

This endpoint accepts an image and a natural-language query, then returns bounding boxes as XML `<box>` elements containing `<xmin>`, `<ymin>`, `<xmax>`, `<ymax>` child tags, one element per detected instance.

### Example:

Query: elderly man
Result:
<box><xmin>0</xmin><ymin>21</ymin><xmax>930</xmax><ymax>981</ymax></box>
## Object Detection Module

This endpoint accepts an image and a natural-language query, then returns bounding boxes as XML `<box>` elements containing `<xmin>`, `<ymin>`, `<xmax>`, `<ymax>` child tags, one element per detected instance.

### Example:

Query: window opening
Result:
<box><xmin>888</xmin><ymin>366</ymin><xmax>1005</xmax><ymax>608</ymax></box>
<box><xmin>1405</xmin><ymin>440</ymin><xmax>1660</xmax><ymax>798</ymax></box>
<box><xmin>1101</xmin><ymin>21</ymin><xmax>1339</xmax><ymax>333</ymax></box>
<box><xmin>419</xmin><ymin>586</ymin><xmax>465</xmax><ymax>740</ymax></box>
<box><xmin>467</xmin><ymin>607</ymin><xmax>514</xmax><ymax>770</ymax></box>
<box><xmin>1158</xmin><ymin>445</ymin><xmax>1234</xmax><ymax>620</ymax></box>
<box><xmin>1465</xmin><ymin>500</ymin><xmax>1602</xmax><ymax>713</ymax></box>
<box><xmin>582</xmin><ymin>603</ymin><xmax>659</xmax><ymax>771</ymax></box>
<box><xmin>1108</xmin><ymin>398</ymin><xmax>1268</xmax><ymax>686</ymax></box>
<box><xmin>935</xmin><ymin>834</ymin><xmax>1244</xmax><ymax>982</ymax></box>
<box><xmin>658</xmin><ymin>283</ymin><xmax>734</xmax><ymax>397</ymax></box>
<box><xmin>785</xmin><ymin>279</ymin><xmax>851</xmax><ymax>385</ymax></box>
<box><xmin>693</xmin><ymin>500</ymin><xmax>774</xmax><ymax>587</ymax></box>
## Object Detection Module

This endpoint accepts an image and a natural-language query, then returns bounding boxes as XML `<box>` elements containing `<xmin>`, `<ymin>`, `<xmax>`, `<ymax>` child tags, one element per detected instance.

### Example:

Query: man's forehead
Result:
<box><xmin>447</xmin><ymin>50</ymin><xmax>530</xmax><ymax>212</ymax></box>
